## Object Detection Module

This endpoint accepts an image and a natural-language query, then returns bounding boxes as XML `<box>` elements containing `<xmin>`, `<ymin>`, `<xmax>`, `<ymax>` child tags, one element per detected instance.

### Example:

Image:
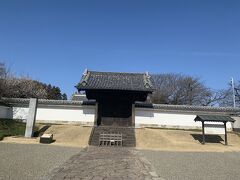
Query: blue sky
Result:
<box><xmin>0</xmin><ymin>0</ymin><xmax>239</xmax><ymax>98</ymax></box>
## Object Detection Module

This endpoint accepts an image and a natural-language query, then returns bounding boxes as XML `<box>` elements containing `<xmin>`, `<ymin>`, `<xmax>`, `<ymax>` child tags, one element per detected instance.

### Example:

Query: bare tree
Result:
<box><xmin>0</xmin><ymin>63</ymin><xmax>10</xmax><ymax>98</ymax></box>
<box><xmin>0</xmin><ymin>63</ymin><xmax>47</xmax><ymax>99</ymax></box>
<box><xmin>2</xmin><ymin>77</ymin><xmax>48</xmax><ymax>99</ymax></box>
<box><xmin>150</xmin><ymin>74</ymin><xmax>220</xmax><ymax>106</ymax></box>
<box><xmin>1</xmin><ymin>62</ymin><xmax>67</xmax><ymax>100</ymax></box>
<box><xmin>0</xmin><ymin>63</ymin><xmax>8</xmax><ymax>79</ymax></box>
<box><xmin>217</xmin><ymin>81</ymin><xmax>240</xmax><ymax>107</ymax></box>
<box><xmin>235</xmin><ymin>84</ymin><xmax>240</xmax><ymax>106</ymax></box>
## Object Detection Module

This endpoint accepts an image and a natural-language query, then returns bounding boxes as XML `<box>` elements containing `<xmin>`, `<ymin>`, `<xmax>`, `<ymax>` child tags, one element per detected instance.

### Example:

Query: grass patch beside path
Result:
<box><xmin>0</xmin><ymin>119</ymin><xmax>26</xmax><ymax>140</ymax></box>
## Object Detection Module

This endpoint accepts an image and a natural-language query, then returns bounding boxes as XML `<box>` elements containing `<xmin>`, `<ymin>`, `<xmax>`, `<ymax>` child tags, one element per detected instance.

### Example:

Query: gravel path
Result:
<box><xmin>141</xmin><ymin>150</ymin><xmax>240</xmax><ymax>180</ymax></box>
<box><xmin>1</xmin><ymin>143</ymin><xmax>240</xmax><ymax>180</ymax></box>
<box><xmin>0</xmin><ymin>143</ymin><xmax>81</xmax><ymax>180</ymax></box>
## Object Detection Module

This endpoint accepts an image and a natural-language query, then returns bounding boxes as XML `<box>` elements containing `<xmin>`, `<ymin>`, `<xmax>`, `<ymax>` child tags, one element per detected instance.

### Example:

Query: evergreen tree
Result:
<box><xmin>62</xmin><ymin>93</ymin><xmax>67</xmax><ymax>100</ymax></box>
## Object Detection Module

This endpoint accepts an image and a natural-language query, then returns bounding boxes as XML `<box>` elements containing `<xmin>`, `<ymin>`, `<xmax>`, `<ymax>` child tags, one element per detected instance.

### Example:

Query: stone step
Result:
<box><xmin>89</xmin><ymin>126</ymin><xmax>136</xmax><ymax>147</ymax></box>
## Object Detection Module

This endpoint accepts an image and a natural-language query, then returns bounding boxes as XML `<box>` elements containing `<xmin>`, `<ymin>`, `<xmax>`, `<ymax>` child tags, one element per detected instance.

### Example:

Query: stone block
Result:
<box><xmin>40</xmin><ymin>134</ymin><xmax>53</xmax><ymax>144</ymax></box>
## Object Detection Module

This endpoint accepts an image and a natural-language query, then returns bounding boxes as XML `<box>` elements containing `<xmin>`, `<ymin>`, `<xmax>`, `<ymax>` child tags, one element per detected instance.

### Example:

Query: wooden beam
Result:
<box><xmin>131</xmin><ymin>104</ymin><xmax>135</xmax><ymax>127</ymax></box>
<box><xmin>202</xmin><ymin>121</ymin><xmax>205</xmax><ymax>144</ymax></box>
<box><xmin>224</xmin><ymin>122</ymin><xmax>228</xmax><ymax>145</ymax></box>
<box><xmin>94</xmin><ymin>102</ymin><xmax>98</xmax><ymax>126</ymax></box>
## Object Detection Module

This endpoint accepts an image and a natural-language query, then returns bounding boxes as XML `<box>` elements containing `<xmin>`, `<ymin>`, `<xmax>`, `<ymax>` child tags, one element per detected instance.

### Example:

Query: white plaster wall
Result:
<box><xmin>135</xmin><ymin>108</ymin><xmax>200</xmax><ymax>128</ymax></box>
<box><xmin>11</xmin><ymin>105</ymin><xmax>236</xmax><ymax>131</ymax></box>
<box><xmin>36</xmin><ymin>106</ymin><xmax>95</xmax><ymax>123</ymax></box>
<box><xmin>135</xmin><ymin>108</ymin><xmax>233</xmax><ymax>130</ymax></box>
<box><xmin>232</xmin><ymin>116</ymin><xmax>240</xmax><ymax>130</ymax></box>
<box><xmin>13</xmin><ymin>106</ymin><xmax>95</xmax><ymax>124</ymax></box>
<box><xmin>204</xmin><ymin>124</ymin><xmax>225</xmax><ymax>134</ymax></box>
<box><xmin>0</xmin><ymin>106</ymin><xmax>13</xmax><ymax>119</ymax></box>
<box><xmin>13</xmin><ymin>107</ymin><xmax>29</xmax><ymax>120</ymax></box>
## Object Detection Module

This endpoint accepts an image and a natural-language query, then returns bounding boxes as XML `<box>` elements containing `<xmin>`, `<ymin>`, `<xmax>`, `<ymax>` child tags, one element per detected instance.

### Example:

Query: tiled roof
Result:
<box><xmin>195</xmin><ymin>115</ymin><xmax>235</xmax><ymax>122</ymax></box>
<box><xmin>76</xmin><ymin>70</ymin><xmax>155</xmax><ymax>92</ymax></box>
<box><xmin>71</xmin><ymin>94</ymin><xmax>87</xmax><ymax>101</ymax></box>
<box><xmin>135</xmin><ymin>102</ymin><xmax>240</xmax><ymax>114</ymax></box>
<box><xmin>0</xmin><ymin>101</ymin><xmax>10</xmax><ymax>107</ymax></box>
<box><xmin>2</xmin><ymin>98</ymin><xmax>240</xmax><ymax>115</ymax></box>
<box><xmin>1</xmin><ymin>98</ymin><xmax>96</xmax><ymax>106</ymax></box>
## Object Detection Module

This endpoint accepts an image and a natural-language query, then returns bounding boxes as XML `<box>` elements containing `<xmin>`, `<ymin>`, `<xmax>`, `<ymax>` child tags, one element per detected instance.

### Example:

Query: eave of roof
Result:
<box><xmin>194</xmin><ymin>115</ymin><xmax>235</xmax><ymax>122</ymax></box>
<box><xmin>135</xmin><ymin>102</ymin><xmax>240</xmax><ymax>114</ymax></box>
<box><xmin>76</xmin><ymin>70</ymin><xmax>155</xmax><ymax>92</ymax></box>
<box><xmin>1</xmin><ymin>98</ymin><xmax>96</xmax><ymax>106</ymax></box>
<box><xmin>2</xmin><ymin>98</ymin><xmax>240</xmax><ymax>115</ymax></box>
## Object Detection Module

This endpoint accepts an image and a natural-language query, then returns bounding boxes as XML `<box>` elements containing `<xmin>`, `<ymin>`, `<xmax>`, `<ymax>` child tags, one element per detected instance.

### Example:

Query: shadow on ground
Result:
<box><xmin>191</xmin><ymin>134</ymin><xmax>224</xmax><ymax>144</ymax></box>
<box><xmin>34</xmin><ymin>125</ymin><xmax>51</xmax><ymax>137</ymax></box>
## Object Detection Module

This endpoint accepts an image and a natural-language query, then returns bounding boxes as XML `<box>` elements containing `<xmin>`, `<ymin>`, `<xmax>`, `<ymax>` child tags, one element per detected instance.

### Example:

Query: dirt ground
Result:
<box><xmin>2</xmin><ymin>125</ymin><xmax>240</xmax><ymax>152</ymax></box>
<box><xmin>43</xmin><ymin>124</ymin><xmax>92</xmax><ymax>147</ymax></box>
<box><xmin>135</xmin><ymin>128</ymin><xmax>240</xmax><ymax>152</ymax></box>
<box><xmin>2</xmin><ymin>124</ymin><xmax>92</xmax><ymax>148</ymax></box>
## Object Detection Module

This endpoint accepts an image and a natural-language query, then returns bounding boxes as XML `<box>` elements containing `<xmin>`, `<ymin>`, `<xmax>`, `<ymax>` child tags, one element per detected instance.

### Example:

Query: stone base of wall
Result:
<box><xmin>36</xmin><ymin>120</ymin><xmax>94</xmax><ymax>126</ymax></box>
<box><xmin>135</xmin><ymin>123</ymin><xmax>233</xmax><ymax>131</ymax></box>
<box><xmin>233</xmin><ymin>128</ymin><xmax>240</xmax><ymax>132</ymax></box>
<box><xmin>101</xmin><ymin>117</ymin><xmax>132</xmax><ymax>126</ymax></box>
<box><xmin>135</xmin><ymin>123</ymin><xmax>202</xmax><ymax>130</ymax></box>
<box><xmin>34</xmin><ymin>121</ymin><xmax>234</xmax><ymax>131</ymax></box>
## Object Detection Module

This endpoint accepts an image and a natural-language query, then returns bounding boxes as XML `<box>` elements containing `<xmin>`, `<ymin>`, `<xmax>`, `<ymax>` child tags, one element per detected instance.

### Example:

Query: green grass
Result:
<box><xmin>0</xmin><ymin>119</ymin><xmax>26</xmax><ymax>140</ymax></box>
